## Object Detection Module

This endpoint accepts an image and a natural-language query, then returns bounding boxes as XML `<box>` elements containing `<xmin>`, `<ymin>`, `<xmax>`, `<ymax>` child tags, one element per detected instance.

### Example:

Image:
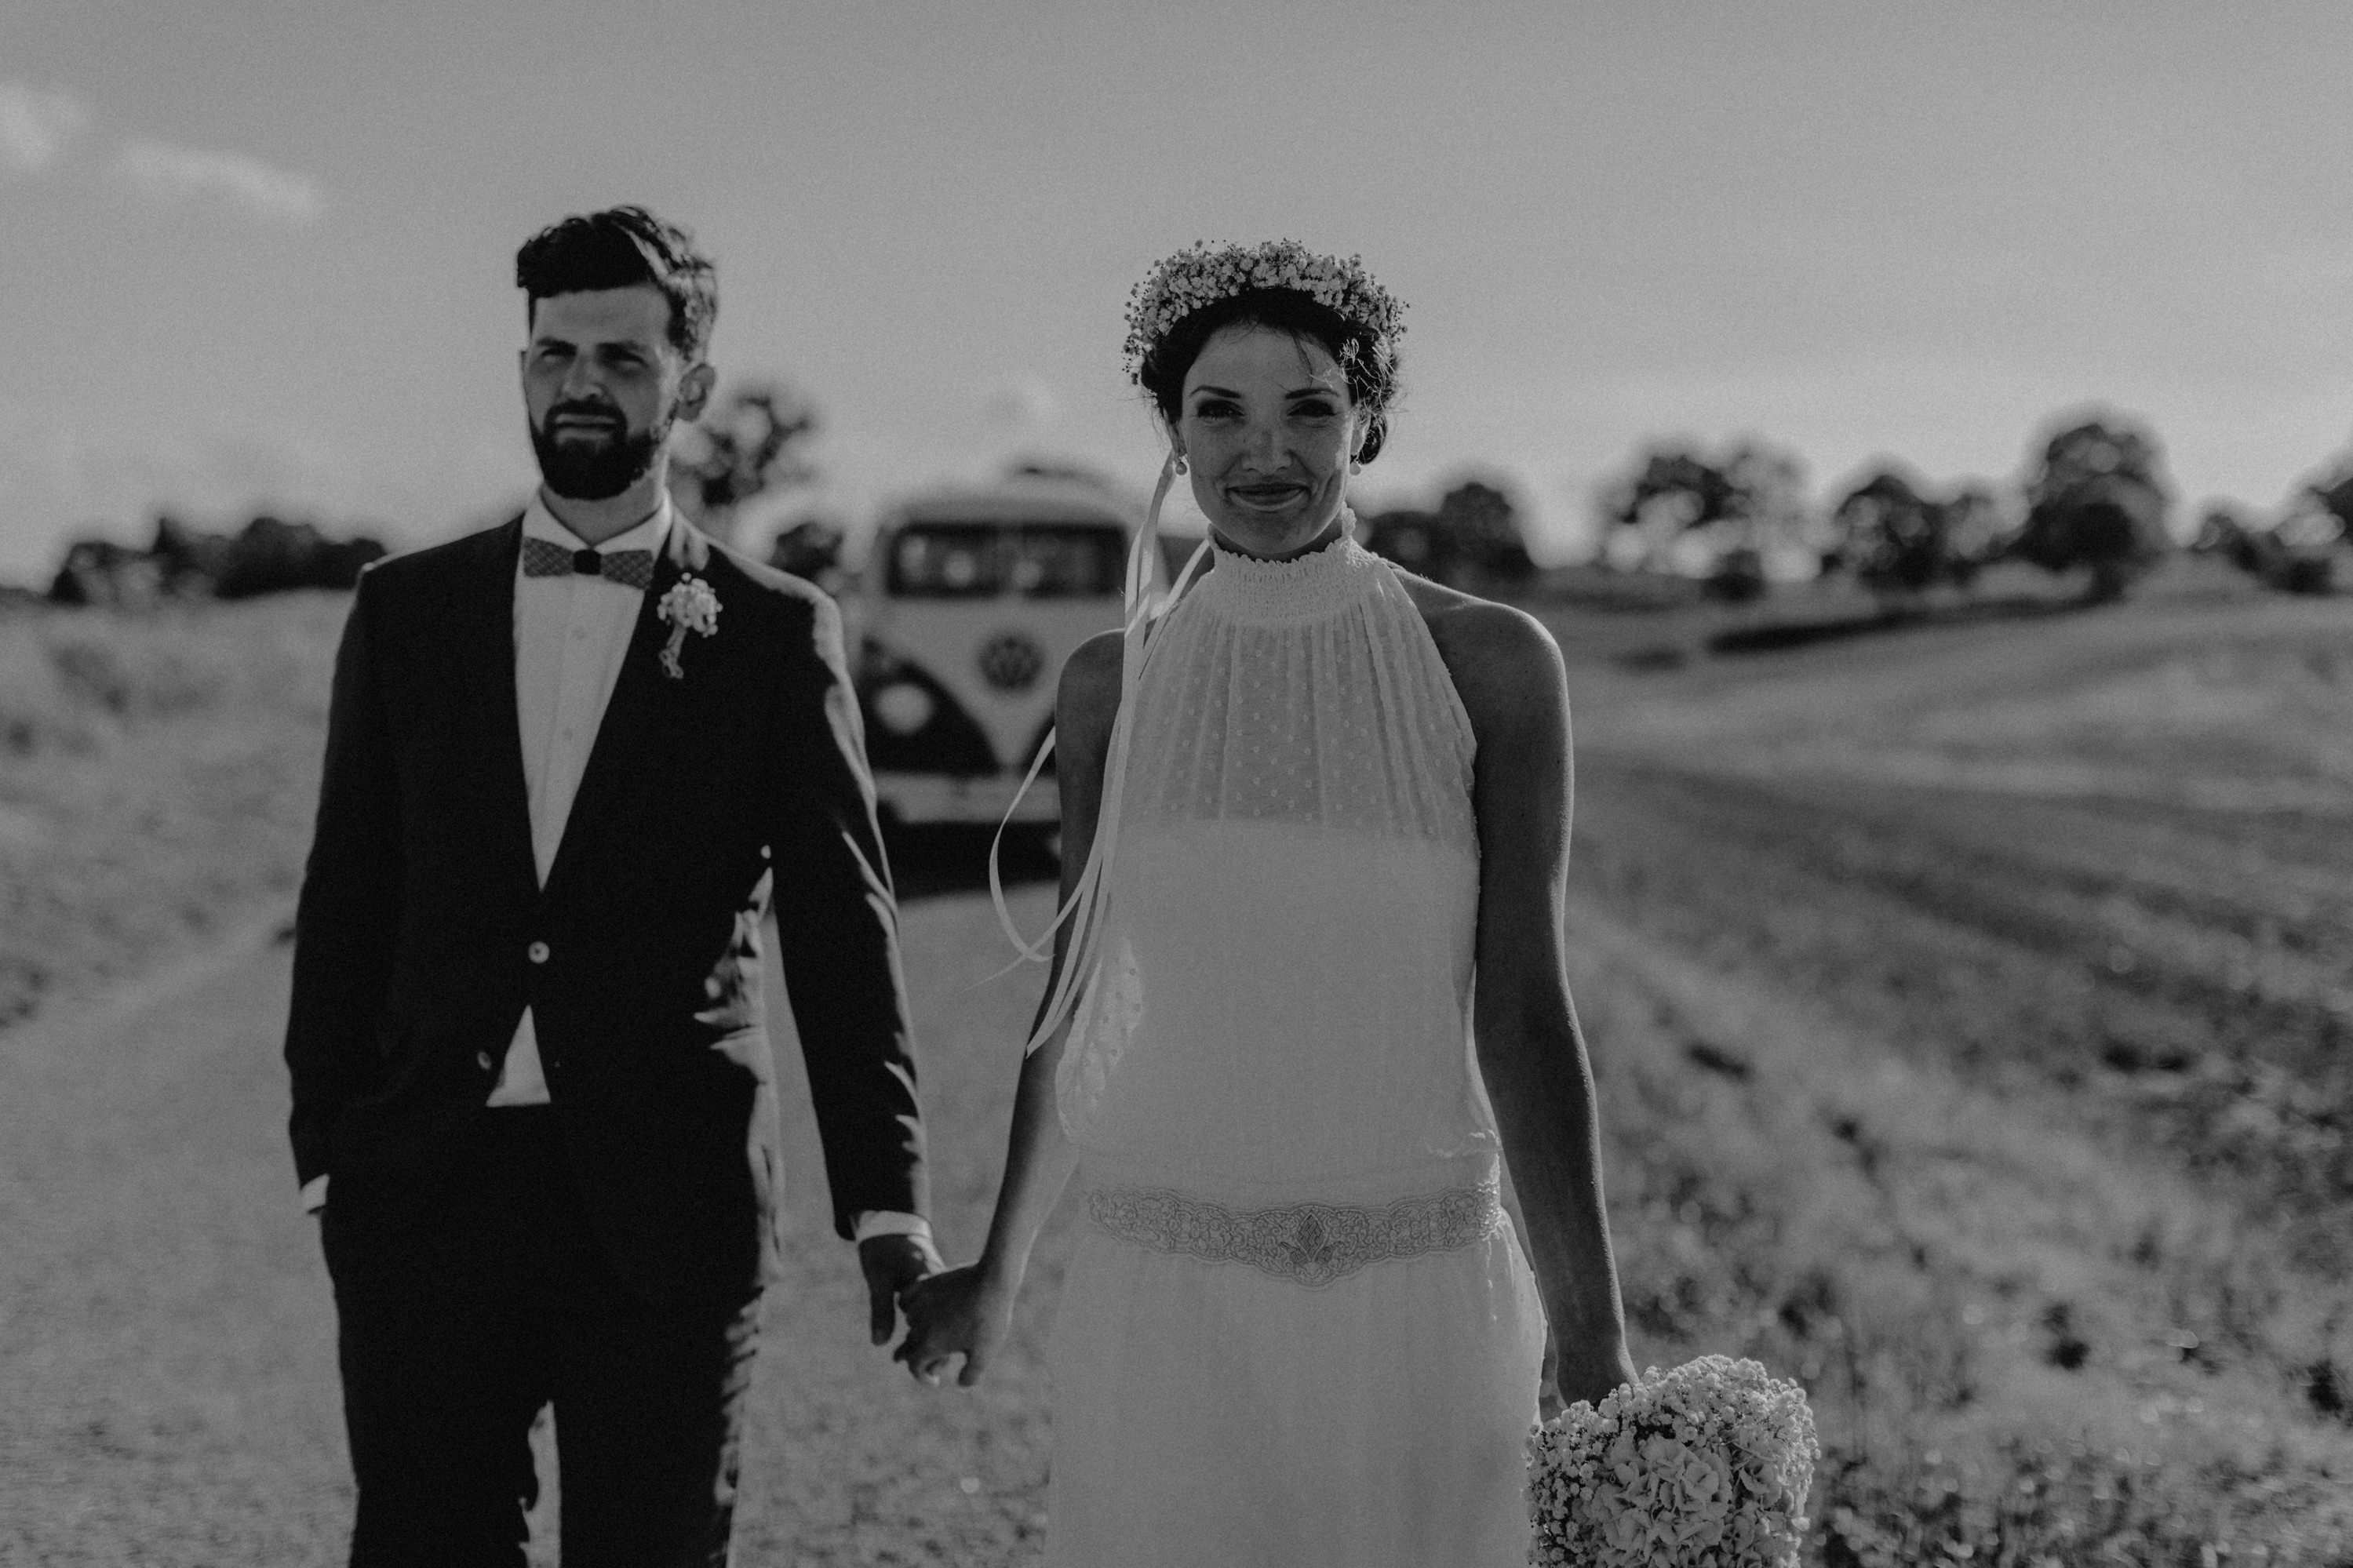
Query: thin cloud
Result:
<box><xmin>0</xmin><ymin>81</ymin><xmax>89</xmax><ymax>172</ymax></box>
<box><xmin>115</xmin><ymin>137</ymin><xmax>322</xmax><ymax>225</ymax></box>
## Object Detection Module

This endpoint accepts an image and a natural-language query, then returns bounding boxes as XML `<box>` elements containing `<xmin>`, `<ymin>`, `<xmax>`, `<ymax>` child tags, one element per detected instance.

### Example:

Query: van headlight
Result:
<box><xmin>872</xmin><ymin>682</ymin><xmax>935</xmax><ymax>736</ymax></box>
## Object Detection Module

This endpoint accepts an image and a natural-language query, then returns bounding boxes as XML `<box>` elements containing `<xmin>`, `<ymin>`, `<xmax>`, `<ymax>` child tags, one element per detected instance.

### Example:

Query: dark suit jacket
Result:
<box><xmin>284</xmin><ymin>514</ymin><xmax>927</xmax><ymax>1305</ymax></box>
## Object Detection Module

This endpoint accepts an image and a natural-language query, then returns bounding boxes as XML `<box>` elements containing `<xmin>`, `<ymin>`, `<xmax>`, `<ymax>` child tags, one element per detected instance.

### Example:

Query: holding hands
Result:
<box><xmin>857</xmin><ymin>1233</ymin><xmax>945</xmax><ymax>1349</ymax></box>
<box><xmin>894</xmin><ymin>1263</ymin><xmax>1015</xmax><ymax>1387</ymax></box>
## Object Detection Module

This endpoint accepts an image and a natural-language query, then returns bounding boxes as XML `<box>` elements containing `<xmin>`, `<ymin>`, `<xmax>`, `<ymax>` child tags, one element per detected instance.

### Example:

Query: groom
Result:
<box><xmin>284</xmin><ymin>205</ymin><xmax>936</xmax><ymax>1566</ymax></box>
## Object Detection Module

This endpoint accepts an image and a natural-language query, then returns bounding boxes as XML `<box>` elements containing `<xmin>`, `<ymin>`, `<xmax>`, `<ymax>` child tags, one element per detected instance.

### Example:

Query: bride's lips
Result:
<box><xmin>1227</xmin><ymin>483</ymin><xmax>1307</xmax><ymax>511</ymax></box>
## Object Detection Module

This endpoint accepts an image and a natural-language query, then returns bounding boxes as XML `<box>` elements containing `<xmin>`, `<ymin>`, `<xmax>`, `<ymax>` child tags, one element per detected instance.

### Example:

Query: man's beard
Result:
<box><xmin>530</xmin><ymin>402</ymin><xmax>672</xmax><ymax>501</ymax></box>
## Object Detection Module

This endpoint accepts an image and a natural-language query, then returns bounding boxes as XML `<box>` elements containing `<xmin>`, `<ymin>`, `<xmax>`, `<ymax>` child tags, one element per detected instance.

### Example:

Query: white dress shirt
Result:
<box><xmin>486</xmin><ymin>496</ymin><xmax>672</xmax><ymax>1104</ymax></box>
<box><xmin>305</xmin><ymin>494</ymin><xmax>928</xmax><ymax>1249</ymax></box>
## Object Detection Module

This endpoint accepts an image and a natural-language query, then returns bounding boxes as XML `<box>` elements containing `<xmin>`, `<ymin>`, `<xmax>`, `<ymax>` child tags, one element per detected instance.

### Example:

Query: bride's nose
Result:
<box><xmin>1238</xmin><ymin>413</ymin><xmax>1288</xmax><ymax>469</ymax></box>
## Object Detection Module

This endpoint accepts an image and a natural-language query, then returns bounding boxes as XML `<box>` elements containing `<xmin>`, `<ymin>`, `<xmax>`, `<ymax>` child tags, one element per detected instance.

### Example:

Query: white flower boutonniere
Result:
<box><xmin>655</xmin><ymin>575</ymin><xmax>720</xmax><ymax>680</ymax></box>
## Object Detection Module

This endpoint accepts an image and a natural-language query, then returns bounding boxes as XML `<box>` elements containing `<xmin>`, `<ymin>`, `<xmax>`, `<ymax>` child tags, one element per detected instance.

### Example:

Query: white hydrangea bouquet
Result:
<box><xmin>1528</xmin><ymin>1355</ymin><xmax>1819</xmax><ymax>1567</ymax></box>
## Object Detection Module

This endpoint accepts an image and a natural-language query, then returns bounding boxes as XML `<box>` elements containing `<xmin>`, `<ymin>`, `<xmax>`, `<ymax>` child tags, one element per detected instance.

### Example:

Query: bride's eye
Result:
<box><xmin>1191</xmin><ymin>398</ymin><xmax>1241</xmax><ymax>420</ymax></box>
<box><xmin>1289</xmin><ymin>399</ymin><xmax>1339</xmax><ymax>419</ymax></box>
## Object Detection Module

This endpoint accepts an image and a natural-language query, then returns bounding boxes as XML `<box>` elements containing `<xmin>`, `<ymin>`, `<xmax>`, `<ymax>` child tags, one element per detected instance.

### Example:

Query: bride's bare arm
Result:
<box><xmin>898</xmin><ymin>630</ymin><xmax>1123</xmax><ymax>1386</ymax></box>
<box><xmin>1436</xmin><ymin>599</ymin><xmax>1637</xmax><ymax>1411</ymax></box>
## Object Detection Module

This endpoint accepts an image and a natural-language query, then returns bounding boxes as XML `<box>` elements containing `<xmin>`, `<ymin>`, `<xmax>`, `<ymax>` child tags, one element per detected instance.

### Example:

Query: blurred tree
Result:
<box><xmin>2255</xmin><ymin>493</ymin><xmax>2345</xmax><ymax>594</ymax></box>
<box><xmin>1597</xmin><ymin>438</ymin><xmax>1812</xmax><ymax>582</ymax></box>
<box><xmin>1834</xmin><ymin>471</ymin><xmax>2006</xmax><ymax>601</ymax></box>
<box><xmin>1433</xmin><ymin>479</ymin><xmax>1536</xmax><ymax>582</ymax></box>
<box><xmin>1597</xmin><ymin>446</ymin><xmax>1733</xmax><ymax>570</ymax></box>
<box><xmin>1834</xmin><ymin>467</ymin><xmax>1944</xmax><ymax>601</ymax></box>
<box><xmin>50</xmin><ymin>513</ymin><xmax>382</xmax><ymax>605</ymax></box>
<box><xmin>215</xmin><ymin>515</ymin><xmax>384</xmax><ymax>598</ymax></box>
<box><xmin>1360</xmin><ymin>508</ymin><xmax>1454</xmax><ymax>581</ymax></box>
<box><xmin>2191</xmin><ymin>501</ymin><xmax>2263</xmax><ymax>565</ymax></box>
<box><xmin>148</xmin><ymin>515</ymin><xmax>230</xmax><ymax>597</ymax></box>
<box><xmin>2014</xmin><ymin>416</ymin><xmax>2173</xmax><ymax>601</ymax></box>
<box><xmin>767</xmin><ymin>515</ymin><xmax>847</xmax><ymax>591</ymax></box>
<box><xmin>48</xmin><ymin>537</ymin><xmax>155</xmax><ymax>608</ymax></box>
<box><xmin>2305</xmin><ymin>447</ymin><xmax>2353</xmax><ymax>536</ymax></box>
<box><xmin>672</xmin><ymin>380</ymin><xmax>820</xmax><ymax>544</ymax></box>
<box><xmin>1936</xmin><ymin>483</ymin><xmax>2008</xmax><ymax>590</ymax></box>
<box><xmin>1721</xmin><ymin>442</ymin><xmax>1813</xmax><ymax>553</ymax></box>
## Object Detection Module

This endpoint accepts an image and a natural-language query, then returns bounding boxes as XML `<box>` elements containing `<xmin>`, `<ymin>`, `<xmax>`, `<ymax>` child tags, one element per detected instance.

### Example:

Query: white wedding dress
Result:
<box><xmin>1044</xmin><ymin>529</ymin><xmax>1546</xmax><ymax>1566</ymax></box>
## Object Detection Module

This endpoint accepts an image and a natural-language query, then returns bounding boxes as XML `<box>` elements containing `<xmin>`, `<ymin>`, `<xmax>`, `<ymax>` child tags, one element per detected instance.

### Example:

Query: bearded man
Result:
<box><xmin>284</xmin><ymin>205</ymin><xmax>936</xmax><ymax>1566</ymax></box>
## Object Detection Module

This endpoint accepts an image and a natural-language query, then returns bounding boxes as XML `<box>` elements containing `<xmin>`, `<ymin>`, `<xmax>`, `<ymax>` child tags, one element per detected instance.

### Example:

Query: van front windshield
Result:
<box><xmin>888</xmin><ymin>523</ymin><xmax>1126</xmax><ymax>599</ymax></box>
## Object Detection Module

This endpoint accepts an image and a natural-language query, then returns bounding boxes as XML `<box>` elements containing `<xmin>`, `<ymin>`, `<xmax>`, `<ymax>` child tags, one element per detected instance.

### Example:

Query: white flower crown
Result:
<box><xmin>1121</xmin><ymin>239</ymin><xmax>1407</xmax><ymax>385</ymax></box>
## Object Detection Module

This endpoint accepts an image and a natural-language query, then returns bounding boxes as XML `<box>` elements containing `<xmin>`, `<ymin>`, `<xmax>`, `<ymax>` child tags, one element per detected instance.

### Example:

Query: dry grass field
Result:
<box><xmin>1</xmin><ymin>556</ymin><xmax>2348</xmax><ymax>1563</ymax></box>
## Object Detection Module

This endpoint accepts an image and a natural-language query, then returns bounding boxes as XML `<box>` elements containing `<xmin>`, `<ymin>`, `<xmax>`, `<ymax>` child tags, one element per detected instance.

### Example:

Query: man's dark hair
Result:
<box><xmin>515</xmin><ymin>205</ymin><xmax>718</xmax><ymax>362</ymax></box>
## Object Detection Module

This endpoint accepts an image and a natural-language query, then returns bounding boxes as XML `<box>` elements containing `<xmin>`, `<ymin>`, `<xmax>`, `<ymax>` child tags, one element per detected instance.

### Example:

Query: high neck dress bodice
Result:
<box><xmin>1057</xmin><ymin>526</ymin><xmax>1495</xmax><ymax>1202</ymax></box>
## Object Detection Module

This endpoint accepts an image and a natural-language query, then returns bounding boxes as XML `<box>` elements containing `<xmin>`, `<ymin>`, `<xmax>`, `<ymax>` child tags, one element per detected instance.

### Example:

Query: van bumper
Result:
<box><xmin>874</xmin><ymin>771</ymin><xmax>1060</xmax><ymax>826</ymax></box>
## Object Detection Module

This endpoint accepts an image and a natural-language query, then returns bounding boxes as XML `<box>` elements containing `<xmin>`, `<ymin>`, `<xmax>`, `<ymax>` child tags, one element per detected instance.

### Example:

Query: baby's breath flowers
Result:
<box><xmin>656</xmin><ymin>575</ymin><xmax>720</xmax><ymax>680</ymax></box>
<box><xmin>1528</xmin><ymin>1354</ymin><xmax>1820</xmax><ymax>1568</ymax></box>
<box><xmin>1121</xmin><ymin>239</ymin><xmax>1406</xmax><ymax>384</ymax></box>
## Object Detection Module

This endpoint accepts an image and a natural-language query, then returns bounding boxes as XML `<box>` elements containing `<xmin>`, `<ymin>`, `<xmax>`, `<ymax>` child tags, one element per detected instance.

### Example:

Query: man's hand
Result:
<box><xmin>858</xmin><ymin>1233</ymin><xmax>941</xmax><ymax>1348</ymax></box>
<box><xmin>895</xmin><ymin>1264</ymin><xmax>1014</xmax><ymax>1388</ymax></box>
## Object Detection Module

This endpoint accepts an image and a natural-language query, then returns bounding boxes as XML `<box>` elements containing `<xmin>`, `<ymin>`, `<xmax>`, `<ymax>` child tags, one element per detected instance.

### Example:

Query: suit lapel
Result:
<box><xmin>464</xmin><ymin>518</ymin><xmax>542</xmax><ymax>902</ymax></box>
<box><xmin>540</xmin><ymin>518</ymin><xmax>709</xmax><ymax>907</ymax></box>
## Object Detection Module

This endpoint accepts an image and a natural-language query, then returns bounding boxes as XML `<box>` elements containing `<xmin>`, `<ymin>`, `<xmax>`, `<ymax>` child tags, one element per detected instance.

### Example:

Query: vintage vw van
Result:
<box><xmin>847</xmin><ymin>475</ymin><xmax>1165</xmax><ymax>831</ymax></box>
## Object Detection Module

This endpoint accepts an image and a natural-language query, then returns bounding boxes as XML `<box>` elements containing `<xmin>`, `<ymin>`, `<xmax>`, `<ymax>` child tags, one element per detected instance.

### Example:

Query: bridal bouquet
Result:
<box><xmin>1528</xmin><ymin>1355</ymin><xmax>1819</xmax><ymax>1567</ymax></box>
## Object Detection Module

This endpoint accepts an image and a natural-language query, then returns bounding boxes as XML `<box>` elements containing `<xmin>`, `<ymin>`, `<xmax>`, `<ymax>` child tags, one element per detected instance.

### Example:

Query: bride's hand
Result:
<box><xmin>1549</xmin><ymin>1333</ymin><xmax>1641</xmax><ymax>1415</ymax></box>
<box><xmin>894</xmin><ymin>1264</ymin><xmax>1014</xmax><ymax>1388</ymax></box>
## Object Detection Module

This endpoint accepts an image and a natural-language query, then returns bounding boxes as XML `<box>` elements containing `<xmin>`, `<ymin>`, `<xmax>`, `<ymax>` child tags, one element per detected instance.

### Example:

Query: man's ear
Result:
<box><xmin>676</xmin><ymin>361</ymin><xmax>717</xmax><ymax>424</ymax></box>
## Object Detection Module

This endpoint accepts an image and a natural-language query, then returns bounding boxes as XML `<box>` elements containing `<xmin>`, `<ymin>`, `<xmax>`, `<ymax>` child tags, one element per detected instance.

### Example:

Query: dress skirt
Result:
<box><xmin>1044</xmin><ymin>1179</ymin><xmax>1546</xmax><ymax>1567</ymax></box>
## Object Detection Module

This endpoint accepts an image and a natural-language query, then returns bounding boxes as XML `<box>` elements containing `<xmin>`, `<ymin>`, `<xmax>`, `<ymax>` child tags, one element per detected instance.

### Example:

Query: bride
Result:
<box><xmin>898</xmin><ymin>242</ymin><xmax>1637</xmax><ymax>1564</ymax></box>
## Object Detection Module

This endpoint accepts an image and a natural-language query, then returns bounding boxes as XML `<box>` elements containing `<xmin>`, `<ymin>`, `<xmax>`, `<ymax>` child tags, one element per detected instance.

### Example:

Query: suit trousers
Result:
<box><xmin>323</xmin><ymin>1107</ymin><xmax>763</xmax><ymax>1568</ymax></box>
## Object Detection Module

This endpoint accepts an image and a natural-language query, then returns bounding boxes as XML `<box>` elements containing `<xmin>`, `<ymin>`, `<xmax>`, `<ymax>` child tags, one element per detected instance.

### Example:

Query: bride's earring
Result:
<box><xmin>1348</xmin><ymin>457</ymin><xmax>1363</xmax><ymax>475</ymax></box>
<box><xmin>1171</xmin><ymin>452</ymin><xmax>1188</xmax><ymax>475</ymax></box>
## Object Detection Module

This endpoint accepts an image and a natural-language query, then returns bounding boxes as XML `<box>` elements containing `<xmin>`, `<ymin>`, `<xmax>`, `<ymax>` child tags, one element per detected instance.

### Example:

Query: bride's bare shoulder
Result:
<box><xmin>1395</xmin><ymin>574</ymin><xmax>1567</xmax><ymax>729</ymax></box>
<box><xmin>1058</xmin><ymin>630</ymin><xmax>1127</xmax><ymax>737</ymax></box>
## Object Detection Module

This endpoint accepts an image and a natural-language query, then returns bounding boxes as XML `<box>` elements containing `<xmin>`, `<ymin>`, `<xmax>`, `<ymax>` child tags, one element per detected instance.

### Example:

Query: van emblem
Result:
<box><xmin>978</xmin><ymin>630</ymin><xmax>1046</xmax><ymax>692</ymax></box>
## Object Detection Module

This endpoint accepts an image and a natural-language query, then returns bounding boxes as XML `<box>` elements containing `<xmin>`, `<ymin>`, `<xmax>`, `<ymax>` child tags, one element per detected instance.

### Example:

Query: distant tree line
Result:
<box><xmin>38</xmin><ymin>377</ymin><xmax>829</xmax><ymax>611</ymax></box>
<box><xmin>1592</xmin><ymin>409</ymin><xmax>2351</xmax><ymax>605</ymax></box>
<box><xmin>48</xmin><ymin>514</ymin><xmax>388</xmax><ymax>609</ymax></box>
<box><xmin>2191</xmin><ymin>453</ymin><xmax>2352</xmax><ymax>595</ymax></box>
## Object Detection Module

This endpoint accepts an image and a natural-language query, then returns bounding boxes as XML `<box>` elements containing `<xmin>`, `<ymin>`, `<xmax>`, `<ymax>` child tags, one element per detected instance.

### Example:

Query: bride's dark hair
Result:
<box><xmin>1136</xmin><ymin>289</ymin><xmax>1399</xmax><ymax>465</ymax></box>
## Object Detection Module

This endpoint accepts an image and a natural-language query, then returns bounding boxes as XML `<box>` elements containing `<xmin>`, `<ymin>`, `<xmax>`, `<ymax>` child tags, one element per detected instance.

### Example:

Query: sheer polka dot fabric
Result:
<box><xmin>1123</xmin><ymin>535</ymin><xmax>1477</xmax><ymax>854</ymax></box>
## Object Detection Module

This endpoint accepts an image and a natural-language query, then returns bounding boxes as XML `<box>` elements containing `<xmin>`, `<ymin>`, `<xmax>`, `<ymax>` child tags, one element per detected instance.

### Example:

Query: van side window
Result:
<box><xmin>1007</xmin><ymin>526</ymin><xmax>1126</xmax><ymax>598</ymax></box>
<box><xmin>889</xmin><ymin>526</ymin><xmax>1000</xmax><ymax>598</ymax></box>
<box><xmin>887</xmin><ymin>522</ymin><xmax>1126</xmax><ymax>599</ymax></box>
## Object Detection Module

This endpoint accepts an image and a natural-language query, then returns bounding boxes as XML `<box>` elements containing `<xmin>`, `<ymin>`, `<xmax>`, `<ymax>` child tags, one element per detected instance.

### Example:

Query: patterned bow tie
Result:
<box><xmin>521</xmin><ymin>535</ymin><xmax>656</xmax><ymax>591</ymax></box>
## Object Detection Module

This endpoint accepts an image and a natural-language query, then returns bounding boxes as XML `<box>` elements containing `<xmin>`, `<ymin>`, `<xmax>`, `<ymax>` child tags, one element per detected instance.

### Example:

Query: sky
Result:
<box><xmin>4</xmin><ymin>0</ymin><xmax>2352</xmax><ymax>580</ymax></box>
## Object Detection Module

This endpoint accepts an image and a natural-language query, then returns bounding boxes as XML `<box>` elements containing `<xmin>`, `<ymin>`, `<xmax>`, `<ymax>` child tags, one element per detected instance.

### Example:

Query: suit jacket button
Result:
<box><xmin>527</xmin><ymin>940</ymin><xmax>550</xmax><ymax>964</ymax></box>
<box><xmin>476</xmin><ymin>1050</ymin><xmax>494</xmax><ymax>1070</ymax></box>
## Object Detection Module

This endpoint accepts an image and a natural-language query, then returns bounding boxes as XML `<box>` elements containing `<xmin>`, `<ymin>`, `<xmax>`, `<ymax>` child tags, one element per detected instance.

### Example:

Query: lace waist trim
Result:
<box><xmin>1085</xmin><ymin>1173</ymin><xmax>1504</xmax><ymax>1288</ymax></box>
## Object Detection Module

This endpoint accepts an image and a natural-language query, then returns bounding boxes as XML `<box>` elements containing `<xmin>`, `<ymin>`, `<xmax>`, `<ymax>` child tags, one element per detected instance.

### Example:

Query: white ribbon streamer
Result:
<box><xmin>987</xmin><ymin>449</ymin><xmax>1211</xmax><ymax>1054</ymax></box>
